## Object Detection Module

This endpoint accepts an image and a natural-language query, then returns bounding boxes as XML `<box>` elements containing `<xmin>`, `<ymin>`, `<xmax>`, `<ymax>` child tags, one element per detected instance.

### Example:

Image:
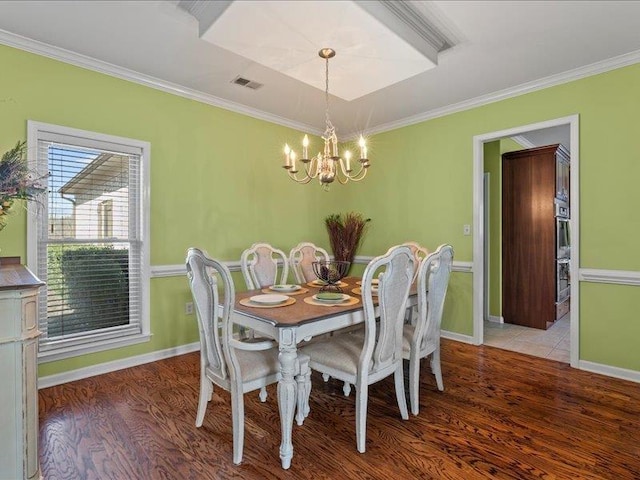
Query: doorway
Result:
<box><xmin>472</xmin><ymin>115</ymin><xmax>580</xmax><ymax>368</ymax></box>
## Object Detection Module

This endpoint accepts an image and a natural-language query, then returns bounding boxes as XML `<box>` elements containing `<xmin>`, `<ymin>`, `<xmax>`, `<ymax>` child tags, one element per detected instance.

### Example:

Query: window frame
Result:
<box><xmin>27</xmin><ymin>121</ymin><xmax>151</xmax><ymax>363</ymax></box>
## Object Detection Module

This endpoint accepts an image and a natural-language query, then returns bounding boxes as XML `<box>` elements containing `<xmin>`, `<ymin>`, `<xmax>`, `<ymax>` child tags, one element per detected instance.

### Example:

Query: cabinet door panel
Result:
<box><xmin>502</xmin><ymin>147</ymin><xmax>557</xmax><ymax>329</ymax></box>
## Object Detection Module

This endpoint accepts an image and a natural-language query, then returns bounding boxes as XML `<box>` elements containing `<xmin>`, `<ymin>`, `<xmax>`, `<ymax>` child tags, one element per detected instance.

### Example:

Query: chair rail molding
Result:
<box><xmin>151</xmin><ymin>260</ymin><xmax>242</xmax><ymax>278</ymax></box>
<box><xmin>579</xmin><ymin>268</ymin><xmax>640</xmax><ymax>286</ymax></box>
<box><xmin>353</xmin><ymin>255</ymin><xmax>472</xmax><ymax>273</ymax></box>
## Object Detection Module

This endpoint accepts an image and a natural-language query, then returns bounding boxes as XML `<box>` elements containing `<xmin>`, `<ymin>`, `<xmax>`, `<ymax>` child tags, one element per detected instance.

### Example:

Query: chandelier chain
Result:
<box><xmin>325</xmin><ymin>54</ymin><xmax>331</xmax><ymax>132</ymax></box>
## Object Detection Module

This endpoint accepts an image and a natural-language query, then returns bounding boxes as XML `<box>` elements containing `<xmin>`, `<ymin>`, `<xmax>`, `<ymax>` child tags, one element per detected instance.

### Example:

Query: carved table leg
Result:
<box><xmin>277</xmin><ymin>328</ymin><xmax>298</xmax><ymax>469</ymax></box>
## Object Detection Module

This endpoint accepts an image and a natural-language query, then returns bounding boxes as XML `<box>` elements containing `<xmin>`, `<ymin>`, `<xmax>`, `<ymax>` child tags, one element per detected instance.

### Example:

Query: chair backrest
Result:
<box><xmin>413</xmin><ymin>244</ymin><xmax>454</xmax><ymax>353</ymax></box>
<box><xmin>401</xmin><ymin>241</ymin><xmax>430</xmax><ymax>284</ymax></box>
<box><xmin>186</xmin><ymin>248</ymin><xmax>236</xmax><ymax>384</ymax></box>
<box><xmin>289</xmin><ymin>242</ymin><xmax>331</xmax><ymax>283</ymax></box>
<box><xmin>360</xmin><ymin>245</ymin><xmax>416</xmax><ymax>376</ymax></box>
<box><xmin>240</xmin><ymin>243</ymin><xmax>289</xmax><ymax>290</ymax></box>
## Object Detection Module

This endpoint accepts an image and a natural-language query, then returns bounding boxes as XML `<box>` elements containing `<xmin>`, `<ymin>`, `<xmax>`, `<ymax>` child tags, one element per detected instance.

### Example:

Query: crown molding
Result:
<box><xmin>348</xmin><ymin>48</ymin><xmax>640</xmax><ymax>139</ymax></box>
<box><xmin>355</xmin><ymin>0</ymin><xmax>455</xmax><ymax>65</ymax></box>
<box><xmin>2</xmin><ymin>28</ymin><xmax>639</xmax><ymax>141</ymax></box>
<box><xmin>0</xmin><ymin>28</ymin><xmax>322</xmax><ymax>136</ymax></box>
<box><xmin>510</xmin><ymin>135</ymin><xmax>536</xmax><ymax>148</ymax></box>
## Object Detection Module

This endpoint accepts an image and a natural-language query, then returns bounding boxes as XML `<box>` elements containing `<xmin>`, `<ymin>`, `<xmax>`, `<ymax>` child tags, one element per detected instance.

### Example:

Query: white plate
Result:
<box><xmin>313</xmin><ymin>293</ymin><xmax>349</xmax><ymax>304</ymax></box>
<box><xmin>249</xmin><ymin>294</ymin><xmax>289</xmax><ymax>305</ymax></box>
<box><xmin>271</xmin><ymin>284</ymin><xmax>301</xmax><ymax>292</ymax></box>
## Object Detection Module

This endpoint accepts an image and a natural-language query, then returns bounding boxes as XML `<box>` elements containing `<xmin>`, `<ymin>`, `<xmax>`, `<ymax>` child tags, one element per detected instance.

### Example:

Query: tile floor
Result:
<box><xmin>484</xmin><ymin>314</ymin><xmax>570</xmax><ymax>363</ymax></box>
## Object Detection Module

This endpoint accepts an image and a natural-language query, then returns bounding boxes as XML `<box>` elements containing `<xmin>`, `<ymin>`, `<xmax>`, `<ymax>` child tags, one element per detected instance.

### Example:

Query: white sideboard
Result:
<box><xmin>0</xmin><ymin>259</ymin><xmax>44</xmax><ymax>480</ymax></box>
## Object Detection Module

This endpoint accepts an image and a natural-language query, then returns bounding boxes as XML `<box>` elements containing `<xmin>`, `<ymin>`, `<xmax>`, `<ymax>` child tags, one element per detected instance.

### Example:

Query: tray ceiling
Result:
<box><xmin>0</xmin><ymin>1</ymin><xmax>639</xmax><ymax>137</ymax></box>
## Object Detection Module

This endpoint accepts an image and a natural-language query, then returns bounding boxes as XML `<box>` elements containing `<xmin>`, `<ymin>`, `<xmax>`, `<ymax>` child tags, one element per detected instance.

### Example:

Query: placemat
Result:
<box><xmin>261</xmin><ymin>287</ymin><xmax>309</xmax><ymax>296</ymax></box>
<box><xmin>351</xmin><ymin>287</ymin><xmax>378</xmax><ymax>297</ymax></box>
<box><xmin>303</xmin><ymin>295</ymin><xmax>359</xmax><ymax>307</ymax></box>
<box><xmin>306</xmin><ymin>280</ymin><xmax>349</xmax><ymax>288</ymax></box>
<box><xmin>239</xmin><ymin>297</ymin><xmax>297</xmax><ymax>309</ymax></box>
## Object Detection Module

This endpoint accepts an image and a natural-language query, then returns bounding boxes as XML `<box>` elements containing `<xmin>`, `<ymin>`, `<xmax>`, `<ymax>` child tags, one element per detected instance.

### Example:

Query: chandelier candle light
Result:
<box><xmin>282</xmin><ymin>48</ymin><xmax>370</xmax><ymax>190</ymax></box>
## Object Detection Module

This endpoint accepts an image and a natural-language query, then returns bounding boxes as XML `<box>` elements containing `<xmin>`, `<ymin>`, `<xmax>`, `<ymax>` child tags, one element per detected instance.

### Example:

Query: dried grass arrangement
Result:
<box><xmin>324</xmin><ymin>212</ymin><xmax>371</xmax><ymax>265</ymax></box>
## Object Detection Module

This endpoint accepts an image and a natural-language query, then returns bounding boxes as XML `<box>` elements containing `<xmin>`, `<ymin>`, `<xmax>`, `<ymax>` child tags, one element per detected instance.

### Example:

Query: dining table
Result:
<box><xmin>232</xmin><ymin>276</ymin><xmax>417</xmax><ymax>469</ymax></box>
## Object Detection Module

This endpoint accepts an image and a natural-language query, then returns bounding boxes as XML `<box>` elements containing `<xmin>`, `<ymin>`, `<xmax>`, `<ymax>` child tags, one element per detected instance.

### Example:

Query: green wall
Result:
<box><xmin>0</xmin><ymin>44</ymin><xmax>343</xmax><ymax>376</ymax></box>
<box><xmin>483</xmin><ymin>141</ymin><xmax>501</xmax><ymax>319</ymax></box>
<box><xmin>1</xmin><ymin>43</ymin><xmax>639</xmax><ymax>375</ymax></box>
<box><xmin>346</xmin><ymin>64</ymin><xmax>640</xmax><ymax>371</ymax></box>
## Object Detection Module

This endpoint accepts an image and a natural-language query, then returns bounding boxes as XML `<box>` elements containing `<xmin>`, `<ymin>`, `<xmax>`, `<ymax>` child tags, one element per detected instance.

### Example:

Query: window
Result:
<box><xmin>27</xmin><ymin>122</ymin><xmax>150</xmax><ymax>361</ymax></box>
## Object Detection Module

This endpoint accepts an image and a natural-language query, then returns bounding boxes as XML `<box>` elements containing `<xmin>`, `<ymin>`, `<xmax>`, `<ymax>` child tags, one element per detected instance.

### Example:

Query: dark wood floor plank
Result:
<box><xmin>39</xmin><ymin>341</ymin><xmax>640</xmax><ymax>479</ymax></box>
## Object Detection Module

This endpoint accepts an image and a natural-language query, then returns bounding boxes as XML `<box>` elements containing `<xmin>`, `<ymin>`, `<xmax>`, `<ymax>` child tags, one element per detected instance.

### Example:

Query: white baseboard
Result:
<box><xmin>441</xmin><ymin>330</ymin><xmax>474</xmax><ymax>344</ymax></box>
<box><xmin>487</xmin><ymin>315</ymin><xmax>504</xmax><ymax>324</ymax></box>
<box><xmin>578</xmin><ymin>360</ymin><xmax>640</xmax><ymax>384</ymax></box>
<box><xmin>38</xmin><ymin>342</ymin><xmax>200</xmax><ymax>389</ymax></box>
<box><xmin>38</xmin><ymin>329</ymin><xmax>476</xmax><ymax>388</ymax></box>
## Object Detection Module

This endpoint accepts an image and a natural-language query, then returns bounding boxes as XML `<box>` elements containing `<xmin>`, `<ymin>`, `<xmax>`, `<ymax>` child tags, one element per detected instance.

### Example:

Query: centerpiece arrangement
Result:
<box><xmin>311</xmin><ymin>259</ymin><xmax>350</xmax><ymax>293</ymax></box>
<box><xmin>0</xmin><ymin>141</ymin><xmax>46</xmax><ymax>231</ymax></box>
<box><xmin>324</xmin><ymin>211</ymin><xmax>370</xmax><ymax>273</ymax></box>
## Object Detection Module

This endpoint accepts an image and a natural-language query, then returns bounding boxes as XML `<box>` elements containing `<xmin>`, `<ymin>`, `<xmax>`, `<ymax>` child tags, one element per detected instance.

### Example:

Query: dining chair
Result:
<box><xmin>289</xmin><ymin>242</ymin><xmax>330</xmax><ymax>284</ymax></box>
<box><xmin>240</xmin><ymin>243</ymin><xmax>289</xmax><ymax>290</ymax></box>
<box><xmin>401</xmin><ymin>241</ymin><xmax>430</xmax><ymax>325</ymax></box>
<box><xmin>401</xmin><ymin>241</ymin><xmax>430</xmax><ymax>284</ymax></box>
<box><xmin>402</xmin><ymin>244</ymin><xmax>453</xmax><ymax>415</ymax></box>
<box><xmin>299</xmin><ymin>245</ymin><xmax>415</xmax><ymax>453</ymax></box>
<box><xmin>339</xmin><ymin>241</ymin><xmax>429</xmax><ymax>397</ymax></box>
<box><xmin>186</xmin><ymin>248</ymin><xmax>311</xmax><ymax>464</ymax></box>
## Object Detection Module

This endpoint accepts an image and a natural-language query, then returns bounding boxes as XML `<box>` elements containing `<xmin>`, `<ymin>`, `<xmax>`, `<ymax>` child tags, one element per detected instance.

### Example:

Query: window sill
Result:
<box><xmin>38</xmin><ymin>333</ymin><xmax>152</xmax><ymax>363</ymax></box>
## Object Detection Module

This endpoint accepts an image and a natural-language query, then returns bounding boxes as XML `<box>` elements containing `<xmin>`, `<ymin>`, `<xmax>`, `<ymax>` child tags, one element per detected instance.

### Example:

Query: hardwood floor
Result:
<box><xmin>39</xmin><ymin>340</ymin><xmax>640</xmax><ymax>479</ymax></box>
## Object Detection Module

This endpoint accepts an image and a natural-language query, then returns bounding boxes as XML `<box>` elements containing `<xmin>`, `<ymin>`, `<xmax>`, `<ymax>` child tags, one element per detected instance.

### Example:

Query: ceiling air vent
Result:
<box><xmin>231</xmin><ymin>76</ymin><xmax>263</xmax><ymax>90</ymax></box>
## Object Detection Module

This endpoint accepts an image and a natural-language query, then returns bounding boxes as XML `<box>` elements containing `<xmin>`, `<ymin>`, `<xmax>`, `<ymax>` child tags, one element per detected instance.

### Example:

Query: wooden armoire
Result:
<box><xmin>502</xmin><ymin>144</ymin><xmax>570</xmax><ymax>329</ymax></box>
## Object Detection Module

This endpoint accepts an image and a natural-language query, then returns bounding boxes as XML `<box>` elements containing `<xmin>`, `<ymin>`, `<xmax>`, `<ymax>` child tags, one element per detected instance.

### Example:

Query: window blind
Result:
<box><xmin>36</xmin><ymin>137</ymin><xmax>143</xmax><ymax>351</ymax></box>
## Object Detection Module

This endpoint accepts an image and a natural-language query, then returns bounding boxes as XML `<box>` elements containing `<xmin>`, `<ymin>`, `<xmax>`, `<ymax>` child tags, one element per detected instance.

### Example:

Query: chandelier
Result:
<box><xmin>282</xmin><ymin>48</ymin><xmax>370</xmax><ymax>190</ymax></box>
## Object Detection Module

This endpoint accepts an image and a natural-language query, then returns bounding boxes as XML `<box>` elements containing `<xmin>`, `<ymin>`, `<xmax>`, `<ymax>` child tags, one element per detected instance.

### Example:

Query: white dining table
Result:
<box><xmin>231</xmin><ymin>276</ymin><xmax>417</xmax><ymax>469</ymax></box>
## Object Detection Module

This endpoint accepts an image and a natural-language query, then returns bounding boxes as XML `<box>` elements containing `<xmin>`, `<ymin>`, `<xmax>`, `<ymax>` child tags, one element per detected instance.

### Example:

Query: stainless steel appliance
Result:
<box><xmin>557</xmin><ymin>258</ymin><xmax>570</xmax><ymax>302</ymax></box>
<box><xmin>555</xmin><ymin>199</ymin><xmax>570</xmax><ymax>319</ymax></box>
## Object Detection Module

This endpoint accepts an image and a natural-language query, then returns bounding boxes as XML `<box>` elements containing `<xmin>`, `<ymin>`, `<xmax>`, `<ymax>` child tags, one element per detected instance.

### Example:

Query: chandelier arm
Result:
<box><xmin>287</xmin><ymin>170</ymin><xmax>314</xmax><ymax>184</ymax></box>
<box><xmin>305</xmin><ymin>155</ymin><xmax>319</xmax><ymax>179</ymax></box>
<box><xmin>335</xmin><ymin>173</ymin><xmax>349</xmax><ymax>185</ymax></box>
<box><xmin>336</xmin><ymin>157</ymin><xmax>365</xmax><ymax>180</ymax></box>
<box><xmin>344</xmin><ymin>162</ymin><xmax>369</xmax><ymax>182</ymax></box>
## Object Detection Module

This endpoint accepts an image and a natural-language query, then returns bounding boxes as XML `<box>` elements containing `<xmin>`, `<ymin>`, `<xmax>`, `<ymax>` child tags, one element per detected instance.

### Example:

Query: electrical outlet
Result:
<box><xmin>185</xmin><ymin>302</ymin><xmax>194</xmax><ymax>315</ymax></box>
<box><xmin>463</xmin><ymin>224</ymin><xmax>471</xmax><ymax>236</ymax></box>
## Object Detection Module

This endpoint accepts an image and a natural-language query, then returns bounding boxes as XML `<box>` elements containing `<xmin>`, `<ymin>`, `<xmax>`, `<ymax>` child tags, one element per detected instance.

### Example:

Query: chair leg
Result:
<box><xmin>230</xmin><ymin>386</ymin><xmax>245</xmax><ymax>465</ymax></box>
<box><xmin>196</xmin><ymin>376</ymin><xmax>213</xmax><ymax>427</ymax></box>
<box><xmin>355</xmin><ymin>383</ymin><xmax>369</xmax><ymax>453</ymax></box>
<box><xmin>295</xmin><ymin>357</ymin><xmax>312</xmax><ymax>426</ymax></box>
<box><xmin>409</xmin><ymin>353</ymin><xmax>420</xmax><ymax>416</ymax></box>
<box><xmin>343</xmin><ymin>381</ymin><xmax>352</xmax><ymax>397</ymax></box>
<box><xmin>431</xmin><ymin>347</ymin><xmax>444</xmax><ymax>391</ymax></box>
<box><xmin>394</xmin><ymin>365</ymin><xmax>409</xmax><ymax>420</ymax></box>
<box><xmin>259</xmin><ymin>386</ymin><xmax>268</xmax><ymax>402</ymax></box>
